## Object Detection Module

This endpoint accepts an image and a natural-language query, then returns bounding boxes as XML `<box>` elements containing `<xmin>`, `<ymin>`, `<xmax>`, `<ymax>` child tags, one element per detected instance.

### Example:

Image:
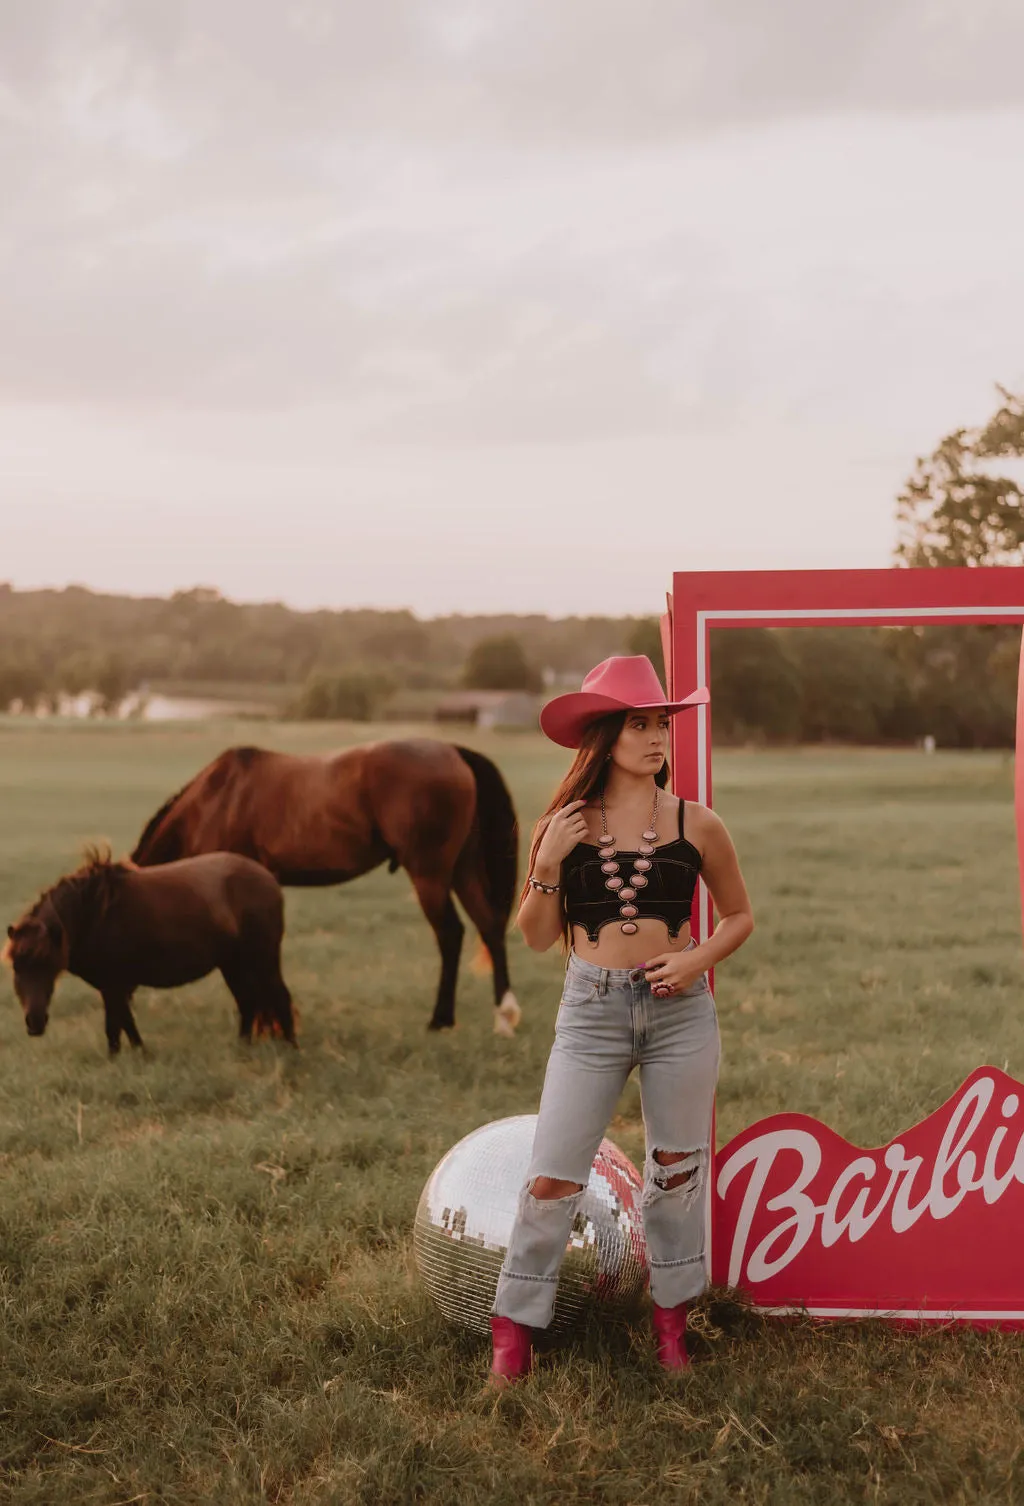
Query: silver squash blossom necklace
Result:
<box><xmin>598</xmin><ymin>787</ymin><xmax>659</xmax><ymax>935</ymax></box>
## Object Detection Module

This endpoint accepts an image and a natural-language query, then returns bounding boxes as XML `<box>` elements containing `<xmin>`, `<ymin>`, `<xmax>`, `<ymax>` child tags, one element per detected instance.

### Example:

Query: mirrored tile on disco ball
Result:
<box><xmin>413</xmin><ymin>1115</ymin><xmax>649</xmax><ymax>1335</ymax></box>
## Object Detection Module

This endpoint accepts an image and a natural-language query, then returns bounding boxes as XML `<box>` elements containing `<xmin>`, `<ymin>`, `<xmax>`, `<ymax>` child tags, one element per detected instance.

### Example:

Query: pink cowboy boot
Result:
<box><xmin>652</xmin><ymin>1302</ymin><xmax>691</xmax><ymax>1370</ymax></box>
<box><xmin>488</xmin><ymin>1316</ymin><xmax>533</xmax><ymax>1387</ymax></box>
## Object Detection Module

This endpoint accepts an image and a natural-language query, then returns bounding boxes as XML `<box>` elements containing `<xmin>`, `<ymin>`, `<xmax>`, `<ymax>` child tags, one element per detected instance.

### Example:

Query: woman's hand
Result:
<box><xmin>532</xmin><ymin>799</ymin><xmax>590</xmax><ymax>877</ymax></box>
<box><xmin>643</xmin><ymin>949</ymin><xmax>706</xmax><ymax>998</ymax></box>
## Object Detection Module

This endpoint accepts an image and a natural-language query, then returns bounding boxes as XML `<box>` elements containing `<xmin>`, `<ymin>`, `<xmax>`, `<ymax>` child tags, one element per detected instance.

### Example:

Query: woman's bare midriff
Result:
<box><xmin>570</xmin><ymin>917</ymin><xmax>692</xmax><ymax>969</ymax></box>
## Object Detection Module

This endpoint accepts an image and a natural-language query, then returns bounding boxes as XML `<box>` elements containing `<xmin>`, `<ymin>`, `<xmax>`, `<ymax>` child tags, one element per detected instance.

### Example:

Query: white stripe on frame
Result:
<box><xmin>700</xmin><ymin>604</ymin><xmax>1024</xmax><ymax>623</ymax></box>
<box><xmin>689</xmin><ymin>595</ymin><xmax>1024</xmax><ymax>1285</ymax></box>
<box><xmin>693</xmin><ymin>600</ymin><xmax>1024</xmax><ymax>816</ymax></box>
<box><xmin>756</xmin><ymin>1305</ymin><xmax>1024</xmax><ymax>1322</ymax></box>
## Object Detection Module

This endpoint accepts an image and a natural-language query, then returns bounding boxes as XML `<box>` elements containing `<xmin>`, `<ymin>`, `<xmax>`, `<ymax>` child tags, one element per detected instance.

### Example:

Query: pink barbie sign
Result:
<box><xmin>667</xmin><ymin>568</ymin><xmax>1024</xmax><ymax>1326</ymax></box>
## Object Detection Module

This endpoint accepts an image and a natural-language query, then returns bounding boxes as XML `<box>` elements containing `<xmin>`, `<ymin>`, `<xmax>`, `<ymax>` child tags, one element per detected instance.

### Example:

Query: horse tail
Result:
<box><xmin>253</xmin><ymin>998</ymin><xmax>301</xmax><ymax>1042</ymax></box>
<box><xmin>454</xmin><ymin>747</ymin><xmax>519</xmax><ymax>924</ymax></box>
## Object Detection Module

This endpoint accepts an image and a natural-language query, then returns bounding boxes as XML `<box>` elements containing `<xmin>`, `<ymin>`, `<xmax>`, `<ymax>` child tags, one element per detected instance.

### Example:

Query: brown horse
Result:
<box><xmin>130</xmin><ymin>739</ymin><xmax>521</xmax><ymax>1034</ymax></box>
<box><xmin>4</xmin><ymin>850</ymin><xmax>296</xmax><ymax>1053</ymax></box>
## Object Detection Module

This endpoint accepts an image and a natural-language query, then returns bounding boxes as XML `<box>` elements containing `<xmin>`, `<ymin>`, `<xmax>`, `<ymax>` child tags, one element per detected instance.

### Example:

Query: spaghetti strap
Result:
<box><xmin>561</xmin><ymin>790</ymin><xmax>701</xmax><ymax>940</ymax></box>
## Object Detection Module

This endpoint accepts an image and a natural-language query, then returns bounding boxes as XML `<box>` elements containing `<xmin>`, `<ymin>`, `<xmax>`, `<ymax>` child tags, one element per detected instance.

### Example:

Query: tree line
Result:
<box><xmin>1</xmin><ymin>586</ymin><xmax>1015</xmax><ymax>746</ymax></box>
<box><xmin>3</xmin><ymin>385</ymin><xmax>1021</xmax><ymax>745</ymax></box>
<box><xmin>703</xmin><ymin>624</ymin><xmax>1017</xmax><ymax>748</ymax></box>
<box><xmin>0</xmin><ymin>586</ymin><xmax>654</xmax><ymax>720</ymax></box>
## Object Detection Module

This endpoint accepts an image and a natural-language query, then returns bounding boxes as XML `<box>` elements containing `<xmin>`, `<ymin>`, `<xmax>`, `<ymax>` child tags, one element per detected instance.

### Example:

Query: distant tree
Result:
<box><xmin>883</xmin><ymin>624</ymin><xmax>1015</xmax><ymax>748</ymax></box>
<box><xmin>0</xmin><ymin>655</ymin><xmax>46</xmax><ymax>712</ymax></box>
<box><xmin>463</xmin><ymin>635</ymin><xmax>541</xmax><ymax>692</ymax></box>
<box><xmin>787</xmin><ymin>629</ymin><xmax>902</xmax><ymax>744</ymax></box>
<box><xmin>893</xmin><ymin>386</ymin><xmax>1023</xmax><ymax>748</ymax></box>
<box><xmin>711</xmin><ymin>630</ymin><xmax>802</xmax><ymax>742</ymax></box>
<box><xmin>362</xmin><ymin>612</ymin><xmax>431</xmax><ymax>663</ymax></box>
<box><xmin>896</xmin><ymin>387</ymin><xmax>1024</xmax><ymax>567</ymax></box>
<box><xmin>59</xmin><ymin>651</ymin><xmax>98</xmax><ymax>697</ymax></box>
<box><xmin>625</xmin><ymin>618</ymin><xmax>665</xmax><ymax>681</ymax></box>
<box><xmin>92</xmin><ymin>653</ymin><xmax>130</xmax><ymax>714</ymax></box>
<box><xmin>289</xmin><ymin>669</ymin><xmax>392</xmax><ymax>721</ymax></box>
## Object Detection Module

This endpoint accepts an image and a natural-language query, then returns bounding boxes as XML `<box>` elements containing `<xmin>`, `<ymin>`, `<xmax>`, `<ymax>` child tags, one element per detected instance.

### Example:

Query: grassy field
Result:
<box><xmin>1</xmin><ymin>721</ymin><xmax>1023</xmax><ymax>1505</ymax></box>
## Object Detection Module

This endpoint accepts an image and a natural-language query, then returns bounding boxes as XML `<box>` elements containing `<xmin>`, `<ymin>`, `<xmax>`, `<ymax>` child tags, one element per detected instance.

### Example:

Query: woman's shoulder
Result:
<box><xmin>680</xmin><ymin>799</ymin><xmax>717</xmax><ymax>825</ymax></box>
<box><xmin>681</xmin><ymin>800</ymin><xmax>730</xmax><ymax>846</ymax></box>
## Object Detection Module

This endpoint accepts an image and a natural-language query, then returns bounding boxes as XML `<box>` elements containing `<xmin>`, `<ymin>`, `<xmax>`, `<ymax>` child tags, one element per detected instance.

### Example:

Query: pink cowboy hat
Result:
<box><xmin>539</xmin><ymin>655</ymin><xmax>709</xmax><ymax>749</ymax></box>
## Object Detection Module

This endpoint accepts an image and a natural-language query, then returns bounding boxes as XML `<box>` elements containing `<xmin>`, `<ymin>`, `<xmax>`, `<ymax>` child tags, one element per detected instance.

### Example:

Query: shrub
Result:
<box><xmin>287</xmin><ymin>669</ymin><xmax>393</xmax><ymax>721</ymax></box>
<box><xmin>462</xmin><ymin>635</ymin><xmax>541</xmax><ymax>692</ymax></box>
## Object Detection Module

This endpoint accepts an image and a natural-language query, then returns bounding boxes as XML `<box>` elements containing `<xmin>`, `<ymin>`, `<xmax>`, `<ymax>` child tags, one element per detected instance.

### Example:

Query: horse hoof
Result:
<box><xmin>427</xmin><ymin>1019</ymin><xmax>455</xmax><ymax>1031</ymax></box>
<box><xmin>493</xmin><ymin>992</ymin><xmax>521</xmax><ymax>1038</ymax></box>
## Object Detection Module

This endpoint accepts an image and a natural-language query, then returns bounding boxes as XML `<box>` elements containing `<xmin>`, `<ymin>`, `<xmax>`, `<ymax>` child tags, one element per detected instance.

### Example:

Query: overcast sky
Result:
<box><xmin>2</xmin><ymin>0</ymin><xmax>1023</xmax><ymax>616</ymax></box>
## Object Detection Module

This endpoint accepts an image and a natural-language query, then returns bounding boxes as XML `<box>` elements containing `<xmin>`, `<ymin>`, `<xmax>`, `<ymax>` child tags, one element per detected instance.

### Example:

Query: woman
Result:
<box><xmin>489</xmin><ymin>655</ymin><xmax>754</xmax><ymax>1384</ymax></box>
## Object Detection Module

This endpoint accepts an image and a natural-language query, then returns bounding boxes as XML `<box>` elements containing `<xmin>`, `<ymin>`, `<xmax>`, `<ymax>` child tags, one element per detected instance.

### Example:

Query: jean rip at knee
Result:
<box><xmin>643</xmin><ymin>1146</ymin><xmax>705</xmax><ymax>1211</ymax></box>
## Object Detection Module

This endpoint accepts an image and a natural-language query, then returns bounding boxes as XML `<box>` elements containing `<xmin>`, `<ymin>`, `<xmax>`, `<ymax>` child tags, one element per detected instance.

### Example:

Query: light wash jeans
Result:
<box><xmin>492</xmin><ymin>947</ymin><xmax>720</xmax><ymax>1328</ymax></box>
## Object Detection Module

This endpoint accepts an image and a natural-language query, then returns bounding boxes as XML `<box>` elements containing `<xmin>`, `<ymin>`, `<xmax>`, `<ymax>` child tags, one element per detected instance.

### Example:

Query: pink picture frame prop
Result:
<box><xmin>666</xmin><ymin>567</ymin><xmax>1024</xmax><ymax>1325</ymax></box>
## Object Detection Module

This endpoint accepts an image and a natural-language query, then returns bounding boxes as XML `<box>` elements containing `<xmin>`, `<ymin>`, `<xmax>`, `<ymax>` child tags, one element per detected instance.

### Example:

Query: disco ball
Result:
<box><xmin>413</xmin><ymin>1114</ymin><xmax>649</xmax><ymax>1335</ymax></box>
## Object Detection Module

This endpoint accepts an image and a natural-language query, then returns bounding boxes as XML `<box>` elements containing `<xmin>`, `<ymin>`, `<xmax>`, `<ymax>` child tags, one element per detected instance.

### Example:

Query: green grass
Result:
<box><xmin>1</xmin><ymin>725</ymin><xmax>1023</xmax><ymax>1503</ymax></box>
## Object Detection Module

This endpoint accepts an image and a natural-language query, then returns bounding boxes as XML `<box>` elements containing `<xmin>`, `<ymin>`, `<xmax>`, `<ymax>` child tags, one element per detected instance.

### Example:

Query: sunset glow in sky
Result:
<box><xmin>3</xmin><ymin>2</ymin><xmax>1024</xmax><ymax>615</ymax></box>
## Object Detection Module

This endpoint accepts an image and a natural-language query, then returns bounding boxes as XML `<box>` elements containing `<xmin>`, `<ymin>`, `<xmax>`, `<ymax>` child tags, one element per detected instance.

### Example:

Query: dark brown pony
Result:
<box><xmin>130</xmin><ymin>739</ymin><xmax>520</xmax><ymax>1034</ymax></box>
<box><xmin>4</xmin><ymin>849</ymin><xmax>296</xmax><ymax>1053</ymax></box>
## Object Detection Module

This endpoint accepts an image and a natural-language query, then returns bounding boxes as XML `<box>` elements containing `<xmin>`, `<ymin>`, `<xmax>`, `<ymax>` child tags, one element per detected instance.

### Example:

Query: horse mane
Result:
<box><xmin>61</xmin><ymin>845</ymin><xmax>132</xmax><ymax>919</ymax></box>
<box><xmin>131</xmin><ymin>748</ymin><xmax>268</xmax><ymax>863</ymax></box>
<box><xmin>131</xmin><ymin>779</ymin><xmax>194</xmax><ymax>860</ymax></box>
<box><xmin>4</xmin><ymin>845</ymin><xmax>131</xmax><ymax>969</ymax></box>
<box><xmin>78</xmin><ymin>842</ymin><xmax>129</xmax><ymax>883</ymax></box>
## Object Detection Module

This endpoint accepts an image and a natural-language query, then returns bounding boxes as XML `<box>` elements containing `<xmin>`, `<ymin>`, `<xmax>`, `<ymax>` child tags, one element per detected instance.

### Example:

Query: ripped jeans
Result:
<box><xmin>492</xmin><ymin>949</ymin><xmax>720</xmax><ymax>1328</ymax></box>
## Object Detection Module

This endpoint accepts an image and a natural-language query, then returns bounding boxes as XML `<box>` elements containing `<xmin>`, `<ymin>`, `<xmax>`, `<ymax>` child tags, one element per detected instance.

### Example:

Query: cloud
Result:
<box><xmin>0</xmin><ymin>0</ymin><xmax>1023</xmax><ymax>442</ymax></box>
<box><xmin>6</xmin><ymin>1</ymin><xmax>1024</xmax><ymax>143</ymax></box>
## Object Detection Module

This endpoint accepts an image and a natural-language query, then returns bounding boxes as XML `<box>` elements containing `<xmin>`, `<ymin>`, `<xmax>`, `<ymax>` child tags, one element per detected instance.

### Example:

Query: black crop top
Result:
<box><xmin>561</xmin><ymin>805</ymin><xmax>702</xmax><ymax>943</ymax></box>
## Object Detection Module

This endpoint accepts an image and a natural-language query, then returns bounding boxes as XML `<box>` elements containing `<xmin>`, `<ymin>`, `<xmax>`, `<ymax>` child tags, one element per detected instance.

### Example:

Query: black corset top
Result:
<box><xmin>561</xmin><ymin>817</ymin><xmax>702</xmax><ymax>943</ymax></box>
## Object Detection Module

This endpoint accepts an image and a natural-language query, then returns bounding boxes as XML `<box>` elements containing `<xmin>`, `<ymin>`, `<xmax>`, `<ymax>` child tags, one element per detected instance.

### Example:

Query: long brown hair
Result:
<box><xmin>521</xmin><ymin>711</ymin><xmax>670</xmax><ymax>948</ymax></box>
